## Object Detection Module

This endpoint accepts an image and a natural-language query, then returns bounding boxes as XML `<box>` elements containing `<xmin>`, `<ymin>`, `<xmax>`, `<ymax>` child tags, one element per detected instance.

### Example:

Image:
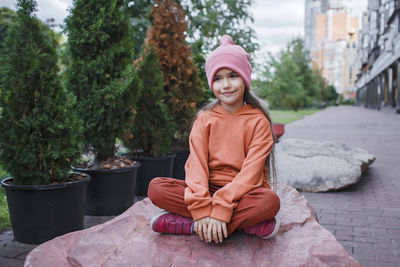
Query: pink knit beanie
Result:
<box><xmin>205</xmin><ymin>34</ymin><xmax>252</xmax><ymax>91</ymax></box>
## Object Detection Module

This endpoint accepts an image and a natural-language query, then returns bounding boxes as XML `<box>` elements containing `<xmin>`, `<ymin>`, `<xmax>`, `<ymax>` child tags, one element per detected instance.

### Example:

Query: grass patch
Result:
<box><xmin>270</xmin><ymin>109</ymin><xmax>320</xmax><ymax>124</ymax></box>
<box><xmin>0</xmin><ymin>165</ymin><xmax>10</xmax><ymax>232</ymax></box>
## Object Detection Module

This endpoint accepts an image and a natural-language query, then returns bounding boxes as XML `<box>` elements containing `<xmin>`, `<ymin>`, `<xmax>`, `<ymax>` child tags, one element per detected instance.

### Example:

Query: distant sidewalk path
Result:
<box><xmin>282</xmin><ymin>105</ymin><xmax>400</xmax><ymax>267</ymax></box>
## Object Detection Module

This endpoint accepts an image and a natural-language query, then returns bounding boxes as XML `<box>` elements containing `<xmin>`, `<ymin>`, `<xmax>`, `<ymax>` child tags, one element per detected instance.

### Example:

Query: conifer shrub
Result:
<box><xmin>0</xmin><ymin>7</ymin><xmax>17</xmax><ymax>51</ymax></box>
<box><xmin>146</xmin><ymin>0</ymin><xmax>205</xmax><ymax>148</ymax></box>
<box><xmin>65</xmin><ymin>0</ymin><xmax>142</xmax><ymax>165</ymax></box>
<box><xmin>0</xmin><ymin>0</ymin><xmax>81</xmax><ymax>185</ymax></box>
<box><xmin>123</xmin><ymin>45</ymin><xmax>174</xmax><ymax>157</ymax></box>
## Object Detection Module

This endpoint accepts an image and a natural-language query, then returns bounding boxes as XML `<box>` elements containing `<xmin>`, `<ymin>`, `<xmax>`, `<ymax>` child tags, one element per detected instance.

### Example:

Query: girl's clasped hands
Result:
<box><xmin>194</xmin><ymin>217</ymin><xmax>228</xmax><ymax>244</ymax></box>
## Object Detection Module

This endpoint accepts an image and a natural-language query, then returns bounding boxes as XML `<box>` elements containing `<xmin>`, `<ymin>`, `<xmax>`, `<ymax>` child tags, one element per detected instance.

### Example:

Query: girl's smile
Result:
<box><xmin>222</xmin><ymin>91</ymin><xmax>234</xmax><ymax>96</ymax></box>
<box><xmin>212</xmin><ymin>68</ymin><xmax>246</xmax><ymax>113</ymax></box>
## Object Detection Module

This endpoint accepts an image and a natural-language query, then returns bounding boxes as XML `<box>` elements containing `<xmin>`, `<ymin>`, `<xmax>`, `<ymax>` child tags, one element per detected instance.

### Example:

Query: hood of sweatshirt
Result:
<box><xmin>210</xmin><ymin>103</ymin><xmax>264</xmax><ymax>116</ymax></box>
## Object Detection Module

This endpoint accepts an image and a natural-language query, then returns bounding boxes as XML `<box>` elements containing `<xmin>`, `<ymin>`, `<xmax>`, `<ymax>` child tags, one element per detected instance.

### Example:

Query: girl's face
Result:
<box><xmin>212</xmin><ymin>68</ymin><xmax>246</xmax><ymax>113</ymax></box>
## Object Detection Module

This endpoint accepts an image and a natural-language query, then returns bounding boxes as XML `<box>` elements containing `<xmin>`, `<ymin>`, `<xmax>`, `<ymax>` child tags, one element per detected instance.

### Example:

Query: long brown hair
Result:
<box><xmin>193</xmin><ymin>89</ymin><xmax>277</xmax><ymax>191</ymax></box>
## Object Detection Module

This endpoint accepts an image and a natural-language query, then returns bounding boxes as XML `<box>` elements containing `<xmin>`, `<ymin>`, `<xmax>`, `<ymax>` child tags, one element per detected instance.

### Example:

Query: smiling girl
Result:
<box><xmin>148</xmin><ymin>34</ymin><xmax>280</xmax><ymax>244</ymax></box>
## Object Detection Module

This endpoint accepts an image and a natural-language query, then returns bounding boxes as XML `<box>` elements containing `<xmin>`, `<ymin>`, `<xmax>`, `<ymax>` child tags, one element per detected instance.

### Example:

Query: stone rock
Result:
<box><xmin>275</xmin><ymin>138</ymin><xmax>375</xmax><ymax>192</ymax></box>
<box><xmin>25</xmin><ymin>183</ymin><xmax>361</xmax><ymax>267</ymax></box>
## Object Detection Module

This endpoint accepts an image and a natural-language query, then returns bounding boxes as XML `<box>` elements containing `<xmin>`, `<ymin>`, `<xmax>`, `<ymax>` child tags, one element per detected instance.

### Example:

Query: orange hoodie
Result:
<box><xmin>184</xmin><ymin>103</ymin><xmax>274</xmax><ymax>223</ymax></box>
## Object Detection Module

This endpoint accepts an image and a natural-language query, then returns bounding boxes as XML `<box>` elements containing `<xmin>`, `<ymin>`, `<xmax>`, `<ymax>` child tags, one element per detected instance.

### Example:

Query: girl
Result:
<box><xmin>148</xmin><ymin>34</ymin><xmax>280</xmax><ymax>244</ymax></box>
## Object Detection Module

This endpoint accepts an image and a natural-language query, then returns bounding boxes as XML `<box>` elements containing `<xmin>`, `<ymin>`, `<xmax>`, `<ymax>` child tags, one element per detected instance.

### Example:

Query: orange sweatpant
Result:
<box><xmin>148</xmin><ymin>177</ymin><xmax>280</xmax><ymax>235</ymax></box>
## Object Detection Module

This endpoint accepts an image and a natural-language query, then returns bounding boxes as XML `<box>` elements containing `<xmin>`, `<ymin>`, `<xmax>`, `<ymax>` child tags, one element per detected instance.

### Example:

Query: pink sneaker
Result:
<box><xmin>151</xmin><ymin>211</ymin><xmax>194</xmax><ymax>235</ymax></box>
<box><xmin>241</xmin><ymin>217</ymin><xmax>280</xmax><ymax>239</ymax></box>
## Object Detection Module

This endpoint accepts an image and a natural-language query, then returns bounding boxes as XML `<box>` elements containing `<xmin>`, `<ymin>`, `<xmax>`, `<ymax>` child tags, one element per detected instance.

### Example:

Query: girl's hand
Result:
<box><xmin>194</xmin><ymin>217</ymin><xmax>210</xmax><ymax>241</ymax></box>
<box><xmin>207</xmin><ymin>218</ymin><xmax>228</xmax><ymax>243</ymax></box>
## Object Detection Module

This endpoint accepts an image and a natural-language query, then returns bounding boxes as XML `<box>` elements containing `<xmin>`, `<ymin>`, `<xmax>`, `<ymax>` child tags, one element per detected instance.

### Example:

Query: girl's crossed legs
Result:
<box><xmin>148</xmin><ymin>177</ymin><xmax>280</xmax><ymax>236</ymax></box>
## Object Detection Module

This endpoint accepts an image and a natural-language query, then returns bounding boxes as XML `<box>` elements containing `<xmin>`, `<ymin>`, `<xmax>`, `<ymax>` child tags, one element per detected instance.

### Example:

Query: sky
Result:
<box><xmin>2</xmin><ymin>0</ymin><xmax>367</xmax><ymax>61</ymax></box>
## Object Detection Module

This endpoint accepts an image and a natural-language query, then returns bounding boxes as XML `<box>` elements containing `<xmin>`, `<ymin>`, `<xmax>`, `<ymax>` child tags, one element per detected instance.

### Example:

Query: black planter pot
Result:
<box><xmin>1</xmin><ymin>174</ymin><xmax>90</xmax><ymax>244</ymax></box>
<box><xmin>172</xmin><ymin>149</ymin><xmax>190</xmax><ymax>180</ymax></box>
<box><xmin>126</xmin><ymin>153</ymin><xmax>175</xmax><ymax>197</ymax></box>
<box><xmin>72</xmin><ymin>163</ymin><xmax>140</xmax><ymax>216</ymax></box>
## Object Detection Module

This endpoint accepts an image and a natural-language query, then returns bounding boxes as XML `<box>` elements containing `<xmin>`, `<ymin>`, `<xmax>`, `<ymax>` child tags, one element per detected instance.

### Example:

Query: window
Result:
<box><xmin>349</xmin><ymin>67</ymin><xmax>352</xmax><ymax>84</ymax></box>
<box><xmin>398</xmin><ymin>13</ymin><xmax>400</xmax><ymax>33</ymax></box>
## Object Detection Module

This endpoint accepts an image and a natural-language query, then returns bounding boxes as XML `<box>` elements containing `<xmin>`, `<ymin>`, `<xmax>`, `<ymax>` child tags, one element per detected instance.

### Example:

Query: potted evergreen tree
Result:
<box><xmin>123</xmin><ymin>45</ymin><xmax>176</xmax><ymax>196</ymax></box>
<box><xmin>145</xmin><ymin>0</ymin><xmax>205</xmax><ymax>180</ymax></box>
<box><xmin>66</xmin><ymin>0</ymin><xmax>142</xmax><ymax>215</ymax></box>
<box><xmin>0</xmin><ymin>0</ymin><xmax>89</xmax><ymax>244</ymax></box>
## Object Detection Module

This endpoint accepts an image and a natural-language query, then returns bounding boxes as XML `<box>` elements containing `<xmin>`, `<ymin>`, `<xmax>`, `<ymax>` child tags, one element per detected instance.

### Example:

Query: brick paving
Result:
<box><xmin>282</xmin><ymin>105</ymin><xmax>400</xmax><ymax>267</ymax></box>
<box><xmin>1</xmin><ymin>105</ymin><xmax>399</xmax><ymax>266</ymax></box>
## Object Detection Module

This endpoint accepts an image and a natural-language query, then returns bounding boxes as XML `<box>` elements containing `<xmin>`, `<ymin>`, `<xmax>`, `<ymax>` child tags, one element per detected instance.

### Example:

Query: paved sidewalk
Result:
<box><xmin>1</xmin><ymin>105</ymin><xmax>399</xmax><ymax>266</ymax></box>
<box><xmin>282</xmin><ymin>105</ymin><xmax>400</xmax><ymax>267</ymax></box>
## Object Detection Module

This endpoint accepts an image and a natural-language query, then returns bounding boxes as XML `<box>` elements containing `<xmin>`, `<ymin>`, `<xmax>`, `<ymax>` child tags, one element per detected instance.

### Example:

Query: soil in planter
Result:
<box><xmin>2</xmin><ymin>172</ymin><xmax>87</xmax><ymax>186</ymax></box>
<box><xmin>76</xmin><ymin>156</ymin><xmax>139</xmax><ymax>170</ymax></box>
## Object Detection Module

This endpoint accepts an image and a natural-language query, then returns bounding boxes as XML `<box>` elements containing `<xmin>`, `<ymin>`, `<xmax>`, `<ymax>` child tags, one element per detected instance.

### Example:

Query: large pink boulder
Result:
<box><xmin>25</xmin><ymin>184</ymin><xmax>361</xmax><ymax>267</ymax></box>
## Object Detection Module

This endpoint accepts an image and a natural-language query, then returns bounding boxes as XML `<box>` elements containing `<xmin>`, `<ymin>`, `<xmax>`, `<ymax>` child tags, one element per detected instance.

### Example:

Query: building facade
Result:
<box><xmin>305</xmin><ymin>0</ymin><xmax>359</xmax><ymax>96</ymax></box>
<box><xmin>355</xmin><ymin>0</ymin><xmax>400</xmax><ymax>113</ymax></box>
<box><xmin>305</xmin><ymin>0</ymin><xmax>323</xmax><ymax>53</ymax></box>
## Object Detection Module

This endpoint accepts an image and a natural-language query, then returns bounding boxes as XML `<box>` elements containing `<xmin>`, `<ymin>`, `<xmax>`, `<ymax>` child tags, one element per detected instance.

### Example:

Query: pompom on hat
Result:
<box><xmin>205</xmin><ymin>34</ymin><xmax>252</xmax><ymax>91</ymax></box>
